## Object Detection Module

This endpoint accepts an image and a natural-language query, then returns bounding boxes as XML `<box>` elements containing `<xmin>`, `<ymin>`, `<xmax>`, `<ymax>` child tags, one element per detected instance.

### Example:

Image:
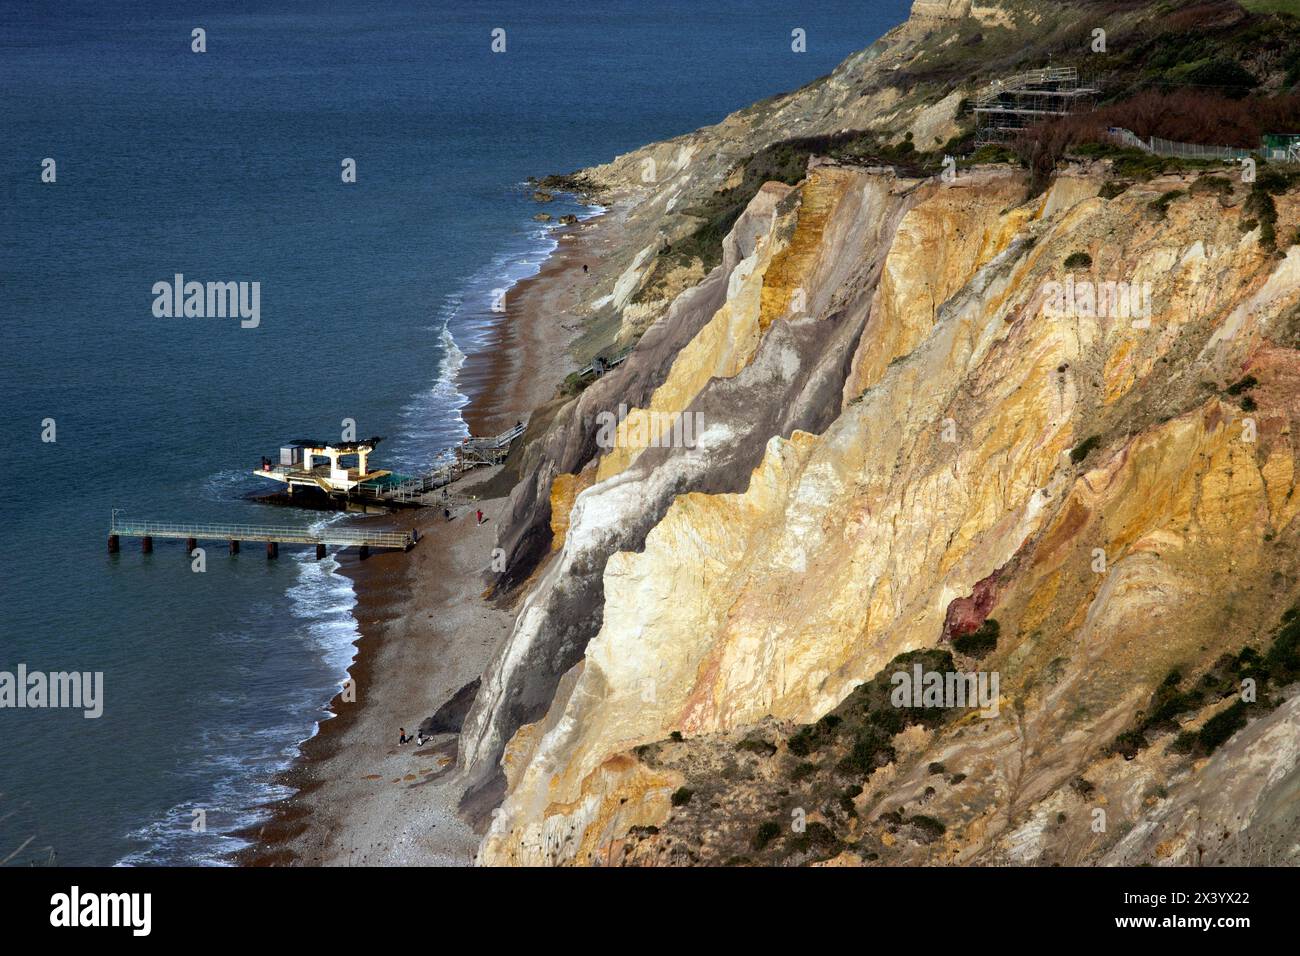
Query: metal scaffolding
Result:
<box><xmin>974</xmin><ymin>67</ymin><xmax>1099</xmax><ymax>146</ymax></box>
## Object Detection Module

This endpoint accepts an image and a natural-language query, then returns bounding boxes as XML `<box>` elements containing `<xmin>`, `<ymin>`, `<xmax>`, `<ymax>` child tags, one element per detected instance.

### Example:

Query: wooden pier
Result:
<box><xmin>362</xmin><ymin>421</ymin><xmax>528</xmax><ymax>504</ymax></box>
<box><xmin>108</xmin><ymin>517</ymin><xmax>413</xmax><ymax>559</ymax></box>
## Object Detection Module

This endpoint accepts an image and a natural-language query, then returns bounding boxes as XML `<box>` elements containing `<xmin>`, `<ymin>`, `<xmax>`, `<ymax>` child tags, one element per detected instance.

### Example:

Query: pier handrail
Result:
<box><xmin>362</xmin><ymin>420</ymin><xmax>529</xmax><ymax>502</ymax></box>
<box><xmin>109</xmin><ymin>517</ymin><xmax>411</xmax><ymax>549</ymax></box>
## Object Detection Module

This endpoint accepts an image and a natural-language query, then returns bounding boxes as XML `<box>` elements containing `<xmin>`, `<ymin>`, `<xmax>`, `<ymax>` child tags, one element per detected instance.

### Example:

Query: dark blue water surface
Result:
<box><xmin>0</xmin><ymin>0</ymin><xmax>910</xmax><ymax>865</ymax></box>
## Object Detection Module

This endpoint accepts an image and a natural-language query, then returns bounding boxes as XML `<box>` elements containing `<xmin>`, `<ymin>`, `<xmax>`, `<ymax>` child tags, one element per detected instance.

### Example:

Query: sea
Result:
<box><xmin>0</xmin><ymin>0</ymin><xmax>910</xmax><ymax>865</ymax></box>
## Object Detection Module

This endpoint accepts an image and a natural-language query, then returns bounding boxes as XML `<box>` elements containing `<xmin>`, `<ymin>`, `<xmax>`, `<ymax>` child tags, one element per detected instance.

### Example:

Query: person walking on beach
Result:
<box><xmin>476</xmin><ymin>508</ymin><xmax>484</xmax><ymax>525</ymax></box>
<box><xmin>399</xmin><ymin>727</ymin><xmax>411</xmax><ymax>745</ymax></box>
<box><xmin>444</xmin><ymin>507</ymin><xmax>452</xmax><ymax>521</ymax></box>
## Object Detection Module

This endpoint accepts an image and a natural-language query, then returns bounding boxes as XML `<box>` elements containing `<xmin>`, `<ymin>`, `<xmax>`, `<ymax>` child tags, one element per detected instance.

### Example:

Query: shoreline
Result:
<box><xmin>236</xmin><ymin>206</ymin><xmax>618</xmax><ymax>866</ymax></box>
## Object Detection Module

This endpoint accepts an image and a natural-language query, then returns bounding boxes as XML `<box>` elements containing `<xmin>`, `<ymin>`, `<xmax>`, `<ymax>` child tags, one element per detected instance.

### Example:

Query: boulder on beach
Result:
<box><xmin>558</xmin><ymin>214</ymin><xmax>578</xmax><ymax>225</ymax></box>
<box><xmin>533</xmin><ymin>212</ymin><xmax>552</xmax><ymax>222</ymax></box>
<box><xmin>532</xmin><ymin>190</ymin><xmax>553</xmax><ymax>203</ymax></box>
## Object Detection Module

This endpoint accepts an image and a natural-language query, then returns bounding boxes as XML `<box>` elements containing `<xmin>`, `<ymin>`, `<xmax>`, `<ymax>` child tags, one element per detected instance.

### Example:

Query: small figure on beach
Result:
<box><xmin>416</xmin><ymin>731</ymin><xmax>428</xmax><ymax>746</ymax></box>
<box><xmin>444</xmin><ymin>507</ymin><xmax>452</xmax><ymax>521</ymax></box>
<box><xmin>582</xmin><ymin>263</ymin><xmax>588</xmax><ymax>274</ymax></box>
<box><xmin>476</xmin><ymin>508</ymin><xmax>485</xmax><ymax>525</ymax></box>
<box><xmin>399</xmin><ymin>727</ymin><xmax>411</xmax><ymax>745</ymax></box>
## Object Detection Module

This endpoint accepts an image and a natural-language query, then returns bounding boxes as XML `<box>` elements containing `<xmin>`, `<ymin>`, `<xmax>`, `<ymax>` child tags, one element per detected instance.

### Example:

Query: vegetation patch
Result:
<box><xmin>1226</xmin><ymin>374</ymin><xmax>1259</xmax><ymax>410</ymax></box>
<box><xmin>1109</xmin><ymin>602</ymin><xmax>1300</xmax><ymax>760</ymax></box>
<box><xmin>735</xmin><ymin>736</ymin><xmax>777</xmax><ymax>757</ymax></box>
<box><xmin>953</xmin><ymin>619</ymin><xmax>1000</xmax><ymax>659</ymax></box>
<box><xmin>752</xmin><ymin>821</ymin><xmax>781</xmax><ymax>851</ymax></box>
<box><xmin>1149</xmin><ymin>189</ymin><xmax>1186</xmax><ymax>219</ymax></box>
<box><xmin>1070</xmin><ymin>434</ymin><xmax>1102</xmax><ymax>464</ymax></box>
<box><xmin>1191</xmin><ymin>174</ymin><xmax>1234</xmax><ymax>197</ymax></box>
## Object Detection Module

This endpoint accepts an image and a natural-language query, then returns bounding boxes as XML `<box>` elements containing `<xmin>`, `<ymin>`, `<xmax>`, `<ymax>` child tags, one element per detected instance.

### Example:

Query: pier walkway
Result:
<box><xmin>108</xmin><ymin>517</ymin><xmax>412</xmax><ymax>558</ymax></box>
<box><xmin>367</xmin><ymin>421</ymin><xmax>527</xmax><ymax>504</ymax></box>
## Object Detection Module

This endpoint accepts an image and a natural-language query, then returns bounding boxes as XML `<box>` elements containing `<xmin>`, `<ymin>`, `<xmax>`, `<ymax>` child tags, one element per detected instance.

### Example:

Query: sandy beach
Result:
<box><xmin>238</xmin><ymin>208</ymin><xmax>618</xmax><ymax>866</ymax></box>
<box><xmin>460</xmin><ymin>211</ymin><xmax>619</xmax><ymax>436</ymax></box>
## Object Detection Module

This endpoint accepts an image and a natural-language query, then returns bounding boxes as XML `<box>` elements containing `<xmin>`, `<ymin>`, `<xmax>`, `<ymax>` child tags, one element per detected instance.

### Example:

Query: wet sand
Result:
<box><xmin>238</xmin><ymin>210</ymin><xmax>618</xmax><ymax>866</ymax></box>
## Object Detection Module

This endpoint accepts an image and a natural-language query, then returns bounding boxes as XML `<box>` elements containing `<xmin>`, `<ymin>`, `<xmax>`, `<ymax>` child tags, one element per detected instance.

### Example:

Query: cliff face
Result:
<box><xmin>449</xmin><ymin>0</ymin><xmax>1300</xmax><ymax>865</ymax></box>
<box><xmin>563</xmin><ymin>0</ymin><xmax>1052</xmax><ymax>348</ymax></box>
<box><xmin>471</xmin><ymin>156</ymin><xmax>1300</xmax><ymax>864</ymax></box>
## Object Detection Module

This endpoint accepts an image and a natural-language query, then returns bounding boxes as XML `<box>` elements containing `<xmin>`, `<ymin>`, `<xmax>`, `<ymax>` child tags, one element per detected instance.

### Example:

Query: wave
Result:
<box><xmin>118</xmin><ymin>190</ymin><xmax>596</xmax><ymax>867</ymax></box>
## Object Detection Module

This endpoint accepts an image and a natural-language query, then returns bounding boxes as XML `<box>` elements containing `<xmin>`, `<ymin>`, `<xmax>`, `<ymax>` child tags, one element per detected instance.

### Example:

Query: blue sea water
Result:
<box><xmin>0</xmin><ymin>0</ymin><xmax>911</xmax><ymax>865</ymax></box>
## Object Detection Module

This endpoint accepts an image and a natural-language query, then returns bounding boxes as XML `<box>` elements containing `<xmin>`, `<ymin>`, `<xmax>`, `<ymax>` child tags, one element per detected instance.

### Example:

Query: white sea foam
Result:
<box><xmin>120</xmin><ymin>195</ymin><xmax>598</xmax><ymax>866</ymax></box>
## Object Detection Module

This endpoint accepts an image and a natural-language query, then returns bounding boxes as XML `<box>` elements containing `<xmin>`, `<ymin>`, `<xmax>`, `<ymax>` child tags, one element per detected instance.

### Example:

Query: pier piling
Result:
<box><xmin>107</xmin><ymin>519</ymin><xmax>412</xmax><ymax>561</ymax></box>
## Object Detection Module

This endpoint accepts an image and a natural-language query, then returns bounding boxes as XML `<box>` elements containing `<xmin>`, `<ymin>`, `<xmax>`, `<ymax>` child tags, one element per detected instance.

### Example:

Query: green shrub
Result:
<box><xmin>753</xmin><ymin>821</ymin><xmax>781</xmax><ymax>851</ymax></box>
<box><xmin>839</xmin><ymin>785</ymin><xmax>863</xmax><ymax>814</ymax></box>
<box><xmin>1226</xmin><ymin>374</ymin><xmax>1258</xmax><ymax>396</ymax></box>
<box><xmin>1149</xmin><ymin>190</ymin><xmax>1185</xmax><ymax>219</ymax></box>
<box><xmin>1099</xmin><ymin>181</ymin><xmax>1129</xmax><ymax>200</ymax></box>
<box><xmin>953</xmin><ymin>618</ymin><xmax>1000</xmax><ymax>658</ymax></box>
<box><xmin>1195</xmin><ymin>700</ymin><xmax>1250</xmax><ymax>755</ymax></box>
<box><xmin>1064</xmin><ymin>251</ymin><xmax>1093</xmax><ymax>269</ymax></box>
<box><xmin>735</xmin><ymin>737</ymin><xmax>777</xmax><ymax>757</ymax></box>
<box><xmin>838</xmin><ymin>726</ymin><xmax>896</xmax><ymax>775</ymax></box>
<box><xmin>1245</xmin><ymin>187</ymin><xmax>1279</xmax><ymax>251</ymax></box>
<box><xmin>560</xmin><ymin>371</ymin><xmax>591</xmax><ymax>397</ymax></box>
<box><xmin>787</xmin><ymin>821</ymin><xmax>839</xmax><ymax>857</ymax></box>
<box><xmin>1184</xmin><ymin>59</ymin><xmax>1258</xmax><ymax>93</ymax></box>
<box><xmin>1190</xmin><ymin>175</ymin><xmax>1233</xmax><ymax>197</ymax></box>
<box><xmin>1070</xmin><ymin>434</ymin><xmax>1102</xmax><ymax>464</ymax></box>
<box><xmin>1111</xmin><ymin>729</ymin><xmax>1148</xmax><ymax>760</ymax></box>
<box><xmin>670</xmin><ymin>787</ymin><xmax>694</xmax><ymax>807</ymax></box>
<box><xmin>908</xmin><ymin>814</ymin><xmax>947</xmax><ymax>842</ymax></box>
<box><xmin>789</xmin><ymin>761</ymin><xmax>818</xmax><ymax>782</ymax></box>
<box><xmin>969</xmin><ymin>144</ymin><xmax>1018</xmax><ymax>165</ymax></box>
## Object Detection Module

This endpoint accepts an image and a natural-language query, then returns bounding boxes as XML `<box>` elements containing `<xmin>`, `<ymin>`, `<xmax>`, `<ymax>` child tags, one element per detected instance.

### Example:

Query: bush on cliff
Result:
<box><xmin>752</xmin><ymin>821</ymin><xmax>781</xmax><ymax>851</ymax></box>
<box><xmin>953</xmin><ymin>619</ymin><xmax>1000</xmax><ymax>659</ymax></box>
<box><xmin>1070</xmin><ymin>434</ymin><xmax>1102</xmax><ymax>464</ymax></box>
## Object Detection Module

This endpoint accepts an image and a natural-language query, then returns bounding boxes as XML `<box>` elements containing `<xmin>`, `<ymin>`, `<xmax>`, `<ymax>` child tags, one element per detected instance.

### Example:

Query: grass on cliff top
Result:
<box><xmin>635</xmin><ymin>130</ymin><xmax>961</xmax><ymax>298</ymax></box>
<box><xmin>897</xmin><ymin>0</ymin><xmax>1300</xmax><ymax>95</ymax></box>
<box><xmin>1240</xmin><ymin>1</ymin><xmax>1300</xmax><ymax>15</ymax></box>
